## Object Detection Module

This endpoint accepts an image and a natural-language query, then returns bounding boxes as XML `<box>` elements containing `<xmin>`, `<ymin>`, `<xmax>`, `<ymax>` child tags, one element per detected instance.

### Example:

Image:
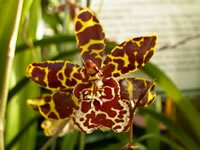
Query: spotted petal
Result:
<box><xmin>27</xmin><ymin>91</ymin><xmax>78</xmax><ymax>120</ymax></box>
<box><xmin>75</xmin><ymin>8</ymin><xmax>105</xmax><ymax>68</ymax></box>
<box><xmin>102</xmin><ymin>35</ymin><xmax>157</xmax><ymax>78</ymax></box>
<box><xmin>25</xmin><ymin>60</ymin><xmax>84</xmax><ymax>91</ymax></box>
<box><xmin>118</xmin><ymin>78</ymin><xmax>156</xmax><ymax>107</ymax></box>
<box><xmin>73</xmin><ymin>77</ymin><xmax>130</xmax><ymax>133</ymax></box>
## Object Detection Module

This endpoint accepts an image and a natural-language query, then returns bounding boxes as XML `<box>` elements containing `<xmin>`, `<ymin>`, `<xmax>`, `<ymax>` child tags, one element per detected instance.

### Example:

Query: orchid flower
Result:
<box><xmin>26</xmin><ymin>8</ymin><xmax>157</xmax><ymax>134</ymax></box>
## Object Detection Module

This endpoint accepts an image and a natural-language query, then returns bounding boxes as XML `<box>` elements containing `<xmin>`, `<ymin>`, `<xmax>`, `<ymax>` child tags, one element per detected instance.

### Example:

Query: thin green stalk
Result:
<box><xmin>79</xmin><ymin>132</ymin><xmax>85</xmax><ymax>150</ymax></box>
<box><xmin>127</xmin><ymin>82</ymin><xmax>155</xmax><ymax>149</ymax></box>
<box><xmin>86</xmin><ymin>0</ymin><xmax>91</xmax><ymax>7</ymax></box>
<box><xmin>0</xmin><ymin>0</ymin><xmax>24</xmax><ymax>149</ymax></box>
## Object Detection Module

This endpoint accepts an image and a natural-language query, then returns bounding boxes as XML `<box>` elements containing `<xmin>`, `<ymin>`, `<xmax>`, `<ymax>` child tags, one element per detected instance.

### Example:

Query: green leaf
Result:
<box><xmin>136</xmin><ymin>134</ymin><xmax>185</xmax><ymax>150</ymax></box>
<box><xmin>0</xmin><ymin>0</ymin><xmax>25</xmax><ymax>150</ymax></box>
<box><xmin>16</xmin><ymin>35</ymin><xmax>76</xmax><ymax>53</ymax></box>
<box><xmin>8</xmin><ymin>78</ymin><xmax>29</xmax><ymax>103</ymax></box>
<box><xmin>6</xmin><ymin>116</ymin><xmax>40</xmax><ymax>150</ymax></box>
<box><xmin>60</xmin><ymin>131</ymin><xmax>78</xmax><ymax>150</ymax></box>
<box><xmin>145</xmin><ymin>96</ymin><xmax>162</xmax><ymax>150</ymax></box>
<box><xmin>4</xmin><ymin>1</ymin><xmax>41</xmax><ymax>150</ymax></box>
<box><xmin>140</xmin><ymin>108</ymin><xmax>199</xmax><ymax>150</ymax></box>
<box><xmin>141</xmin><ymin>63</ymin><xmax>200</xmax><ymax>142</ymax></box>
<box><xmin>10</xmin><ymin>34</ymin><xmax>200</xmax><ymax>150</ymax></box>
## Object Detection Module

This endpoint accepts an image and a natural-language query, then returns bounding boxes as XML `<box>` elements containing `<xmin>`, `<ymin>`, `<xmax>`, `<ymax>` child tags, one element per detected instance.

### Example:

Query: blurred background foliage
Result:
<box><xmin>0</xmin><ymin>0</ymin><xmax>200</xmax><ymax>150</ymax></box>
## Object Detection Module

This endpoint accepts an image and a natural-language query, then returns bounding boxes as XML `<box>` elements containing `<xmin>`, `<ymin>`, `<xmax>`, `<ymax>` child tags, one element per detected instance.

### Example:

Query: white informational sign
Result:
<box><xmin>91</xmin><ymin>0</ymin><xmax>200</xmax><ymax>91</ymax></box>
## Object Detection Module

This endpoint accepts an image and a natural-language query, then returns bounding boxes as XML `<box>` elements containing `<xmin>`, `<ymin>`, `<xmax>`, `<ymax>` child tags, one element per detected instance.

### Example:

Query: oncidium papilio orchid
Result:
<box><xmin>25</xmin><ymin>8</ymin><xmax>157</xmax><ymax>135</ymax></box>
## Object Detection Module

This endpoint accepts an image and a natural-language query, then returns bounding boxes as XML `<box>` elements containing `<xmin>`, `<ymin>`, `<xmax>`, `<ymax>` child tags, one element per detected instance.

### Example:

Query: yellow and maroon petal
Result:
<box><xmin>75</xmin><ymin>8</ymin><xmax>105</xmax><ymax>68</ymax></box>
<box><xmin>73</xmin><ymin>78</ymin><xmax>130</xmax><ymax>133</ymax></box>
<box><xmin>118</xmin><ymin>78</ymin><xmax>156</xmax><ymax>107</ymax></box>
<box><xmin>102</xmin><ymin>35</ymin><xmax>157</xmax><ymax>78</ymax></box>
<box><xmin>25</xmin><ymin>60</ymin><xmax>84</xmax><ymax>91</ymax></box>
<box><xmin>27</xmin><ymin>91</ymin><xmax>78</xmax><ymax>120</ymax></box>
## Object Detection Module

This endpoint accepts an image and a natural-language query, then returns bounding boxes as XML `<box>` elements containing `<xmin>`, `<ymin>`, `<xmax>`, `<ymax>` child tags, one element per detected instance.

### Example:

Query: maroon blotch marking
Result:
<box><xmin>88</xmin><ymin>43</ymin><xmax>104</xmax><ymax>50</ymax></box>
<box><xmin>75</xmin><ymin>21</ymin><xmax>82</xmax><ymax>31</ymax></box>
<box><xmin>80</xmin><ymin>118</ymin><xmax>84</xmax><ymax>121</ymax></box>
<box><xmin>81</xmin><ymin>101</ymin><xmax>91</xmax><ymax>113</ymax></box>
<box><xmin>133</xmin><ymin>37</ymin><xmax>143</xmax><ymax>41</ymax></box>
<box><xmin>115</xmin><ymin>119</ymin><xmax>124</xmax><ymax>123</ymax></box>
<box><xmin>53</xmin><ymin>92</ymin><xmax>76</xmax><ymax>119</ymax></box>
<box><xmin>65</xmin><ymin>78</ymin><xmax>77</xmax><ymax>87</ymax></box>
<box><xmin>118</xmin><ymin>110</ymin><xmax>127</xmax><ymax>118</ymax></box>
<box><xmin>103</xmin><ymin>56</ymin><xmax>112</xmax><ymax>65</ymax></box>
<box><xmin>92</xmin><ymin>16</ymin><xmax>99</xmax><ymax>23</ymax></box>
<box><xmin>144</xmin><ymin>50</ymin><xmax>153</xmax><ymax>63</ymax></box>
<box><xmin>78</xmin><ymin>11</ymin><xmax>92</xmax><ymax>21</ymax></box>
<box><xmin>83</xmin><ymin>111</ymin><xmax>98</xmax><ymax>128</ymax></box>
<box><xmin>76</xmin><ymin>25</ymin><xmax>104</xmax><ymax>46</ymax></box>
<box><xmin>124</xmin><ymin>41</ymin><xmax>139</xmax><ymax>52</ymax></box>
<box><xmin>113</xmin><ymin>73</ymin><xmax>120</xmax><ymax>77</ymax></box>
<box><xmin>40</xmin><ymin>104</ymin><xmax>50</xmax><ymax>114</ymax></box>
<box><xmin>100</xmin><ymin>101</ymin><xmax>117</xmax><ymax>118</ymax></box>
<box><xmin>58</xmin><ymin>72</ymin><xmax>63</xmax><ymax>80</ymax></box>
<box><xmin>74</xmin><ymin>72</ymin><xmax>84</xmax><ymax>80</ymax></box>
<box><xmin>44</xmin><ymin>96</ymin><xmax>51</xmax><ymax>103</ymax></box>
<box><xmin>101</xmin><ymin>87</ymin><xmax>113</xmax><ymax>99</ymax></box>
<box><xmin>48</xmin><ymin>112</ymin><xmax>58</xmax><ymax>120</ymax></box>
<box><xmin>102</xmin><ymin>64</ymin><xmax>115</xmax><ymax>78</ymax></box>
<box><xmin>128</xmin><ymin>64</ymin><xmax>136</xmax><ymax>70</ymax></box>
<box><xmin>143</xmin><ymin>36</ymin><xmax>156</xmax><ymax>50</ymax></box>
<box><xmin>113</xmin><ymin>125</ymin><xmax>121</xmax><ymax>130</ymax></box>
<box><xmin>121</xmin><ymin>67</ymin><xmax>129</xmax><ymax>74</ymax></box>
<box><xmin>64</xmin><ymin>63</ymin><xmax>74</xmax><ymax>77</ymax></box>
<box><xmin>96</xmin><ymin>114</ymin><xmax>114</xmax><ymax>128</ymax></box>
<box><xmin>47</xmin><ymin>62</ymin><xmax>64</xmax><ymax>88</ymax></box>
<box><xmin>113</xmin><ymin>59</ymin><xmax>124</xmax><ymax>70</ymax></box>
<box><xmin>32</xmin><ymin>68</ymin><xmax>47</xmax><ymax>87</ymax></box>
<box><xmin>112</xmin><ymin>48</ymin><xmax>124</xmax><ymax>57</ymax></box>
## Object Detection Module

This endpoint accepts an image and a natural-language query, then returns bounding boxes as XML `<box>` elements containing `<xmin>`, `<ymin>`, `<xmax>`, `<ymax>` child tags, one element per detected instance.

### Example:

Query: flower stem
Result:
<box><xmin>128</xmin><ymin>101</ymin><xmax>137</xmax><ymax>148</ymax></box>
<box><xmin>0</xmin><ymin>0</ymin><xmax>24</xmax><ymax>149</ymax></box>
<box><xmin>86</xmin><ymin>0</ymin><xmax>91</xmax><ymax>7</ymax></box>
<box><xmin>79</xmin><ymin>132</ymin><xmax>85</xmax><ymax>150</ymax></box>
<box><xmin>128</xmin><ymin>81</ymin><xmax>155</xmax><ymax>149</ymax></box>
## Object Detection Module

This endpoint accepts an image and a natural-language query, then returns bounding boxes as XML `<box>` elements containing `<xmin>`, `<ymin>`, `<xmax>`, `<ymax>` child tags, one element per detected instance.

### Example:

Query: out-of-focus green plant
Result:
<box><xmin>5</xmin><ymin>35</ymin><xmax>200</xmax><ymax>150</ymax></box>
<box><xmin>0</xmin><ymin>0</ymin><xmax>42</xmax><ymax>150</ymax></box>
<box><xmin>0</xmin><ymin>0</ymin><xmax>24</xmax><ymax>150</ymax></box>
<box><xmin>1</xmin><ymin>0</ymin><xmax>200</xmax><ymax>150</ymax></box>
